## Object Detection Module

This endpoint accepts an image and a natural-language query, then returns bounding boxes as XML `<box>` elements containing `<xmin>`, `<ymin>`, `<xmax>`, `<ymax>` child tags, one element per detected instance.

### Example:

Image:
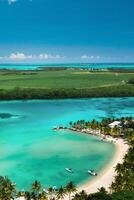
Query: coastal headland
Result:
<box><xmin>54</xmin><ymin>116</ymin><xmax>133</xmax><ymax>194</ymax></box>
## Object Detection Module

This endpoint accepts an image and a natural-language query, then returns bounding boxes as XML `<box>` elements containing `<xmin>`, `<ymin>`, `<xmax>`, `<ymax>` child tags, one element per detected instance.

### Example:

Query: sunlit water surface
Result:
<box><xmin>0</xmin><ymin>98</ymin><xmax>134</xmax><ymax>189</ymax></box>
<box><xmin>0</xmin><ymin>63</ymin><xmax>134</xmax><ymax>70</ymax></box>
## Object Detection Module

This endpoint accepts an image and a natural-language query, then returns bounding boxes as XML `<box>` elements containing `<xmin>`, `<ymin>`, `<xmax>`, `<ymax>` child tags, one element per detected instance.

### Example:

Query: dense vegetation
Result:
<box><xmin>128</xmin><ymin>78</ymin><xmax>134</xmax><ymax>84</ymax></box>
<box><xmin>70</xmin><ymin>117</ymin><xmax>134</xmax><ymax>199</ymax></box>
<box><xmin>69</xmin><ymin>117</ymin><xmax>134</xmax><ymax>139</ymax></box>
<box><xmin>0</xmin><ymin>84</ymin><xmax>134</xmax><ymax>100</ymax></box>
<box><xmin>73</xmin><ymin>189</ymin><xmax>134</xmax><ymax>200</ymax></box>
<box><xmin>0</xmin><ymin>179</ymin><xmax>76</xmax><ymax>200</ymax></box>
<box><xmin>0</xmin><ymin>69</ymin><xmax>133</xmax><ymax>99</ymax></box>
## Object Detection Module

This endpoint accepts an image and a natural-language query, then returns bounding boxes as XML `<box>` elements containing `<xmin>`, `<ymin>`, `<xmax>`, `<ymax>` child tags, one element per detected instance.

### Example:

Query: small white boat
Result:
<box><xmin>65</xmin><ymin>168</ymin><xmax>73</xmax><ymax>173</ymax></box>
<box><xmin>88</xmin><ymin>170</ymin><xmax>97</xmax><ymax>176</ymax></box>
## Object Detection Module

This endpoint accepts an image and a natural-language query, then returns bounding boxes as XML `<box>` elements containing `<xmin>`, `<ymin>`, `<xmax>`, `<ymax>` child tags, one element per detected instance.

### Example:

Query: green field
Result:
<box><xmin>0</xmin><ymin>69</ymin><xmax>134</xmax><ymax>89</ymax></box>
<box><xmin>0</xmin><ymin>69</ymin><xmax>134</xmax><ymax>99</ymax></box>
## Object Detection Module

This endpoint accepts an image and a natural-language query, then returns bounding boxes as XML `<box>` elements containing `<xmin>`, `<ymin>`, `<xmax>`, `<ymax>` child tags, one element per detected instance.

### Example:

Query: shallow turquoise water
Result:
<box><xmin>0</xmin><ymin>63</ymin><xmax>134</xmax><ymax>70</ymax></box>
<box><xmin>0</xmin><ymin>98</ymin><xmax>134</xmax><ymax>189</ymax></box>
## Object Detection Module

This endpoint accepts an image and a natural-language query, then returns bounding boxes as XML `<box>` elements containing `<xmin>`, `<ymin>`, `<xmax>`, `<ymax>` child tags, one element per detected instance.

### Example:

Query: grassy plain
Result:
<box><xmin>0</xmin><ymin>69</ymin><xmax>133</xmax><ymax>90</ymax></box>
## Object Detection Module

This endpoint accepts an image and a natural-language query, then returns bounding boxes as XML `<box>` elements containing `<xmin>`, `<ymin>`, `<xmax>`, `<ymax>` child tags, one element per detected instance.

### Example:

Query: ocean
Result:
<box><xmin>0</xmin><ymin>97</ymin><xmax>134</xmax><ymax>189</ymax></box>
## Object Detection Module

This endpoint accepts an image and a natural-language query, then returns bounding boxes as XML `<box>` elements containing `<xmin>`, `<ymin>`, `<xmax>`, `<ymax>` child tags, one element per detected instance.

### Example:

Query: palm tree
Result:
<box><xmin>56</xmin><ymin>186</ymin><xmax>66</xmax><ymax>200</ymax></box>
<box><xmin>115</xmin><ymin>163</ymin><xmax>123</xmax><ymax>174</ymax></box>
<box><xmin>32</xmin><ymin>180</ymin><xmax>41</xmax><ymax>197</ymax></box>
<box><xmin>16</xmin><ymin>191</ymin><xmax>22</xmax><ymax>198</ymax></box>
<box><xmin>30</xmin><ymin>191</ymin><xmax>37</xmax><ymax>200</ymax></box>
<box><xmin>38</xmin><ymin>191</ymin><xmax>48</xmax><ymax>200</ymax></box>
<box><xmin>112</xmin><ymin>126</ymin><xmax>120</xmax><ymax>137</ymax></box>
<box><xmin>65</xmin><ymin>182</ymin><xmax>76</xmax><ymax>200</ymax></box>
<box><xmin>69</xmin><ymin>121</ymin><xmax>73</xmax><ymax>127</ymax></box>
<box><xmin>24</xmin><ymin>191</ymin><xmax>32</xmax><ymax>200</ymax></box>
<box><xmin>98</xmin><ymin>187</ymin><xmax>108</xmax><ymax>194</ymax></box>
<box><xmin>48</xmin><ymin>187</ymin><xmax>54</xmax><ymax>200</ymax></box>
<box><xmin>0</xmin><ymin>176</ymin><xmax>16</xmax><ymax>200</ymax></box>
<box><xmin>73</xmin><ymin>190</ymin><xmax>87</xmax><ymax>200</ymax></box>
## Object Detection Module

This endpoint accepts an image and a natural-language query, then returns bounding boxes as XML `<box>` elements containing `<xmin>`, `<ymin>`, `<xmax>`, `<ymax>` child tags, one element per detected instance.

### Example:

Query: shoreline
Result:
<box><xmin>55</xmin><ymin>127</ymin><xmax>129</xmax><ymax>196</ymax></box>
<box><xmin>14</xmin><ymin>127</ymin><xmax>130</xmax><ymax>200</ymax></box>
<box><xmin>77</xmin><ymin>138</ymin><xmax>129</xmax><ymax>194</ymax></box>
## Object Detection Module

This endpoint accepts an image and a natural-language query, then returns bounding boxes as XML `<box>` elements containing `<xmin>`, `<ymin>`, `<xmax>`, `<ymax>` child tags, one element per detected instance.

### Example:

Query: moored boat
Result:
<box><xmin>88</xmin><ymin>169</ymin><xmax>97</xmax><ymax>176</ymax></box>
<box><xmin>65</xmin><ymin>168</ymin><xmax>73</xmax><ymax>173</ymax></box>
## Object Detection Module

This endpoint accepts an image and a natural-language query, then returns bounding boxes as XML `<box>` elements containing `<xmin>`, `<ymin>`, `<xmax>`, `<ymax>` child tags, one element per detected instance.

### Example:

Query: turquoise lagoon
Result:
<box><xmin>0</xmin><ymin>63</ymin><xmax>134</xmax><ymax>70</ymax></box>
<box><xmin>0</xmin><ymin>98</ymin><xmax>134</xmax><ymax>189</ymax></box>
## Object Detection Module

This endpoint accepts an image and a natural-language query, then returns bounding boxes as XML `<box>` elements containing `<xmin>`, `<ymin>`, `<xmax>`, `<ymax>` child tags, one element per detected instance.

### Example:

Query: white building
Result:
<box><xmin>109</xmin><ymin>121</ymin><xmax>121</xmax><ymax>129</ymax></box>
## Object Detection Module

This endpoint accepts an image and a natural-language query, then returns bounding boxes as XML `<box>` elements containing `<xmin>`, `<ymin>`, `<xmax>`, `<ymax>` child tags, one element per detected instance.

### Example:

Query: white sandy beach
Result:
<box><xmin>77</xmin><ymin>138</ymin><xmax>129</xmax><ymax>194</ymax></box>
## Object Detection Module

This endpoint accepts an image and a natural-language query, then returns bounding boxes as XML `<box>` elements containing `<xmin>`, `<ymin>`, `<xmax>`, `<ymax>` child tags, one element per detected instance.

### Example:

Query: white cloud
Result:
<box><xmin>81</xmin><ymin>55</ymin><xmax>101</xmax><ymax>60</ymax></box>
<box><xmin>39</xmin><ymin>53</ymin><xmax>63</xmax><ymax>60</ymax></box>
<box><xmin>9</xmin><ymin>53</ymin><xmax>33</xmax><ymax>60</ymax></box>
<box><xmin>0</xmin><ymin>52</ymin><xmax>65</xmax><ymax>61</ymax></box>
<box><xmin>81</xmin><ymin>55</ymin><xmax>89</xmax><ymax>59</ymax></box>
<box><xmin>81</xmin><ymin>55</ymin><xmax>94</xmax><ymax>59</ymax></box>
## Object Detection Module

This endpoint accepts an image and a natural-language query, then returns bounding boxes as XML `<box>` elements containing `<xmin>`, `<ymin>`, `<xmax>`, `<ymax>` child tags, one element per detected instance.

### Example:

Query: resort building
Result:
<box><xmin>108</xmin><ymin>121</ymin><xmax>122</xmax><ymax>129</ymax></box>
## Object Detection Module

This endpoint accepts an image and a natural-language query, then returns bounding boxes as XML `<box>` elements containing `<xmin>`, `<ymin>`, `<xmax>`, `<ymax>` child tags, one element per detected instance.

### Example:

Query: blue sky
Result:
<box><xmin>0</xmin><ymin>0</ymin><xmax>134</xmax><ymax>63</ymax></box>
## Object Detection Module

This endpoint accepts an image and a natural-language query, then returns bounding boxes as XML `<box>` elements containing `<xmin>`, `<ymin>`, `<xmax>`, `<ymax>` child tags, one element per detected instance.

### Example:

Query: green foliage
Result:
<box><xmin>0</xmin><ymin>70</ymin><xmax>133</xmax><ymax>89</ymax></box>
<box><xmin>128</xmin><ymin>78</ymin><xmax>134</xmax><ymax>84</ymax></box>
<box><xmin>111</xmin><ymin>145</ymin><xmax>134</xmax><ymax>192</ymax></box>
<box><xmin>56</xmin><ymin>186</ymin><xmax>66</xmax><ymax>199</ymax></box>
<box><xmin>0</xmin><ymin>176</ymin><xmax>16</xmax><ymax>200</ymax></box>
<box><xmin>0</xmin><ymin>70</ymin><xmax>133</xmax><ymax>99</ymax></box>
<box><xmin>0</xmin><ymin>84</ymin><xmax>134</xmax><ymax>100</ymax></box>
<box><xmin>111</xmin><ymin>191</ymin><xmax>134</xmax><ymax>200</ymax></box>
<box><xmin>70</xmin><ymin>117</ymin><xmax>134</xmax><ymax>199</ymax></box>
<box><xmin>72</xmin><ymin>190</ymin><xmax>134</xmax><ymax>200</ymax></box>
<box><xmin>70</xmin><ymin>117</ymin><xmax>134</xmax><ymax>138</ymax></box>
